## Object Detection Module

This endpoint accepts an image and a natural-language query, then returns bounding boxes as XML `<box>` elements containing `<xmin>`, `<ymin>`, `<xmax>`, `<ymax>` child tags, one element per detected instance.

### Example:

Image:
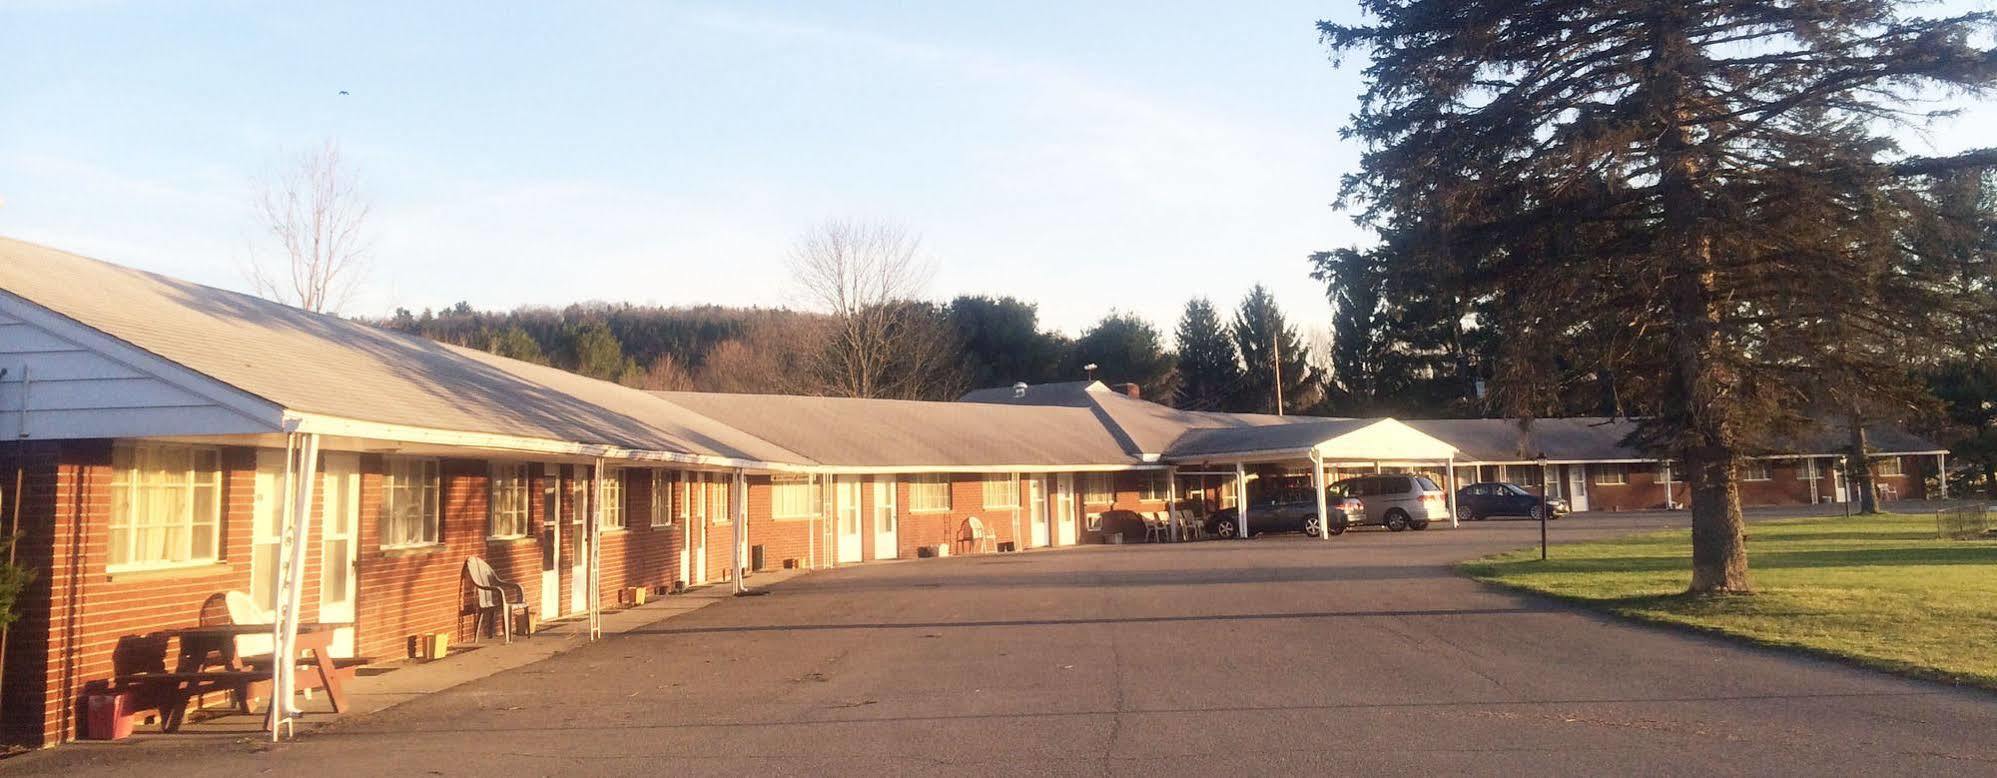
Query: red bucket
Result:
<box><xmin>84</xmin><ymin>692</ymin><xmax>135</xmax><ymax>740</ymax></box>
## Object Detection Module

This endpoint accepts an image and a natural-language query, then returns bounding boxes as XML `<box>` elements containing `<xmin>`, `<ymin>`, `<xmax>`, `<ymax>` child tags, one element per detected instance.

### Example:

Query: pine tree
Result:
<box><xmin>1173</xmin><ymin>298</ymin><xmax>1242</xmax><ymax>410</ymax></box>
<box><xmin>485</xmin><ymin>325</ymin><xmax>547</xmax><ymax>365</ymax></box>
<box><xmin>1231</xmin><ymin>285</ymin><xmax>1316</xmax><ymax>414</ymax></box>
<box><xmin>1071</xmin><ymin>312</ymin><xmax>1178</xmax><ymax>400</ymax></box>
<box><xmin>1326</xmin><ymin>0</ymin><xmax>1997</xmax><ymax>592</ymax></box>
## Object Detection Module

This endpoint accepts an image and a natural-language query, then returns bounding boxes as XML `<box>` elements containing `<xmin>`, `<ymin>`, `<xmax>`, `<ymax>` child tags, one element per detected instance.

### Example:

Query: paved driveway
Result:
<box><xmin>21</xmin><ymin>514</ymin><xmax>1997</xmax><ymax>776</ymax></box>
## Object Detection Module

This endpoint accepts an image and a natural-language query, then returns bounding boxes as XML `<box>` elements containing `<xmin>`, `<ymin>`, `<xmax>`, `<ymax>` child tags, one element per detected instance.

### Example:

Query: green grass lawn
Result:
<box><xmin>1460</xmin><ymin>511</ymin><xmax>1997</xmax><ymax>689</ymax></box>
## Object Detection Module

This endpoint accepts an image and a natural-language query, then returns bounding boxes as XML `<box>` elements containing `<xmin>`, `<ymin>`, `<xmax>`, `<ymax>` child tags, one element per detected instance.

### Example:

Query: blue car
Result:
<box><xmin>1456</xmin><ymin>482</ymin><xmax>1568</xmax><ymax>521</ymax></box>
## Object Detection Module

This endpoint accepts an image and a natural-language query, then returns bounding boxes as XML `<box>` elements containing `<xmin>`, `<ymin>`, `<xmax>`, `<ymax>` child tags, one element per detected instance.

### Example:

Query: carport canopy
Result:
<box><xmin>1161</xmin><ymin>419</ymin><xmax>1464</xmax><ymax>538</ymax></box>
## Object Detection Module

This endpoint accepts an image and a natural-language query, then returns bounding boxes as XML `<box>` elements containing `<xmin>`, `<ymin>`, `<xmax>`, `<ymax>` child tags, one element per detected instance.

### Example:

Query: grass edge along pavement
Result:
<box><xmin>1458</xmin><ymin>511</ymin><xmax>1997</xmax><ymax>691</ymax></box>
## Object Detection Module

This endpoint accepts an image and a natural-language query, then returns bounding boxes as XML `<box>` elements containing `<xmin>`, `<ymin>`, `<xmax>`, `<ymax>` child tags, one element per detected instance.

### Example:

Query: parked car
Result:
<box><xmin>1456</xmin><ymin>482</ymin><xmax>1568</xmax><ymax>521</ymax></box>
<box><xmin>1329</xmin><ymin>474</ymin><xmax>1452</xmax><ymax>531</ymax></box>
<box><xmin>1205</xmin><ymin>490</ymin><xmax>1364</xmax><ymax>539</ymax></box>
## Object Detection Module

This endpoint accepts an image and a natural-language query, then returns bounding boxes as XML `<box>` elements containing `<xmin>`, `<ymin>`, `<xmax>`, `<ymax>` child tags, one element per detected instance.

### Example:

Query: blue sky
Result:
<box><xmin>2</xmin><ymin>1</ymin><xmax>1991</xmax><ymax>345</ymax></box>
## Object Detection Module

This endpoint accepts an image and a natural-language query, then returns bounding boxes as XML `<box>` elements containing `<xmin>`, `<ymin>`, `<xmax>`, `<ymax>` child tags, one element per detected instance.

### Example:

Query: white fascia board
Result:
<box><xmin>282</xmin><ymin>411</ymin><xmax>800</xmax><ymax>471</ymax></box>
<box><xmin>798</xmin><ymin>463</ymin><xmax>1165</xmax><ymax>475</ymax></box>
<box><xmin>1313</xmin><ymin>419</ymin><xmax>1459</xmax><ymax>461</ymax></box>
<box><xmin>0</xmin><ymin>290</ymin><xmax>286</xmax><ymax>432</ymax></box>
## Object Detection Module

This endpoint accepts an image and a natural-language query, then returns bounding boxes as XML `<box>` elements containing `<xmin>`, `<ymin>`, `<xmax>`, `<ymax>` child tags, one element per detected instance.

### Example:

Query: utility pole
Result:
<box><xmin>1272</xmin><ymin>328</ymin><xmax>1284</xmax><ymax>416</ymax></box>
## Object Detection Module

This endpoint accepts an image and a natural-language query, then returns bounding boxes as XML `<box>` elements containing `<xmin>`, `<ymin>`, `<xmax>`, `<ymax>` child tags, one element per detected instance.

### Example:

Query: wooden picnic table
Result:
<box><xmin>127</xmin><ymin>622</ymin><xmax>354</xmax><ymax>732</ymax></box>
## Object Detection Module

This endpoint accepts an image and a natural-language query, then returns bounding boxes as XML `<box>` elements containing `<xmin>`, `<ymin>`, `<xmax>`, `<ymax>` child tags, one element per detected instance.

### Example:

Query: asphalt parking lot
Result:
<box><xmin>19</xmin><ymin>512</ymin><xmax>1997</xmax><ymax>776</ymax></box>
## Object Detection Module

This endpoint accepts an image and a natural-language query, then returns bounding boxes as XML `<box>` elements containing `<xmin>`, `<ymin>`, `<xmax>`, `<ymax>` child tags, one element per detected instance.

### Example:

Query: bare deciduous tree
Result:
<box><xmin>247</xmin><ymin>140</ymin><xmax>371</xmax><ymax>313</ymax></box>
<box><xmin>787</xmin><ymin>220</ymin><xmax>963</xmax><ymax>399</ymax></box>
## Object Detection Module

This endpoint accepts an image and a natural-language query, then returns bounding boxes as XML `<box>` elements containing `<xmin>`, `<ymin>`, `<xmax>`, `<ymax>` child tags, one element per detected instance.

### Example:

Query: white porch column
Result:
<box><xmin>732</xmin><ymin>469</ymin><xmax>748</xmax><ymax>594</ymax></box>
<box><xmin>1446</xmin><ymin>455</ymin><xmax>1459</xmax><ymax>528</ymax></box>
<box><xmin>269</xmin><ymin>432</ymin><xmax>319</xmax><ymax>741</ymax></box>
<box><xmin>1165</xmin><ymin>468</ymin><xmax>1180</xmax><ymax>541</ymax></box>
<box><xmin>1938</xmin><ymin>453</ymin><xmax>1949</xmax><ymax>499</ymax></box>
<box><xmin>1234</xmin><ymin>462</ymin><xmax>1249</xmax><ymax>539</ymax></box>
<box><xmin>1312</xmin><ymin>451</ymin><xmax>1330</xmax><ymax>542</ymax></box>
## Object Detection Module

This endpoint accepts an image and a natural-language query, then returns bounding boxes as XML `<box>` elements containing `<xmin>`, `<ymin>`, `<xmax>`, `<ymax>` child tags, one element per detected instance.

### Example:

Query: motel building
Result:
<box><xmin>0</xmin><ymin>237</ymin><xmax>1950</xmax><ymax>748</ymax></box>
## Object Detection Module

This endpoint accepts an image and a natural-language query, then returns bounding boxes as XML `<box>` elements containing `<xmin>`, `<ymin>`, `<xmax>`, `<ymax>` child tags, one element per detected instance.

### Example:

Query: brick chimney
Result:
<box><xmin>1115</xmin><ymin>382</ymin><xmax>1142</xmax><ymax>399</ymax></box>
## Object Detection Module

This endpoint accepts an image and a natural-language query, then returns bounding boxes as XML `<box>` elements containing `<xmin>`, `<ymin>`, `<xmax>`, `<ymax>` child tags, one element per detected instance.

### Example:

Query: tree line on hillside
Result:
<box><xmin>374</xmin><ymin>282</ymin><xmax>1331</xmax><ymax>412</ymax></box>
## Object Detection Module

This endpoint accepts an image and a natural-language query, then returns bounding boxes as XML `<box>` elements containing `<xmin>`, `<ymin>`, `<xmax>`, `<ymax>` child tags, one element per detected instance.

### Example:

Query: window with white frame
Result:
<box><xmin>1741</xmin><ymin>460</ymin><xmax>1771</xmax><ymax>481</ymax></box>
<box><xmin>1872</xmin><ymin>457</ymin><xmax>1904</xmax><ymax>477</ymax></box>
<box><xmin>909</xmin><ymin>474</ymin><xmax>953</xmax><ymax>512</ymax></box>
<box><xmin>982</xmin><ymin>474</ymin><xmax>1020</xmax><ymax>508</ymax></box>
<box><xmin>380</xmin><ymin>457</ymin><xmax>441</xmax><ymax>548</ymax></box>
<box><xmin>1083</xmin><ymin>473</ymin><xmax>1114</xmax><ymax>505</ymax></box>
<box><xmin>489</xmin><ymin>463</ymin><xmax>531</xmax><ymax>538</ymax></box>
<box><xmin>601</xmin><ymin>468</ymin><xmax>627</xmax><ymax>529</ymax></box>
<box><xmin>1800</xmin><ymin>458</ymin><xmax>1822</xmax><ymax>480</ymax></box>
<box><xmin>108</xmin><ymin>443</ymin><xmax>222</xmax><ymax>571</ymax></box>
<box><xmin>709</xmin><ymin>474</ymin><xmax>731</xmax><ymax>524</ymax></box>
<box><xmin>773</xmin><ymin>473</ymin><xmax>821</xmax><ymax>519</ymax></box>
<box><xmin>1660</xmin><ymin>461</ymin><xmax>1681</xmax><ymax>484</ymax></box>
<box><xmin>1592</xmin><ymin>463</ymin><xmax>1628</xmax><ymax>485</ymax></box>
<box><xmin>1137</xmin><ymin>472</ymin><xmax>1165</xmax><ymax>501</ymax></box>
<box><xmin>650</xmin><ymin>471</ymin><xmax>675</xmax><ymax>527</ymax></box>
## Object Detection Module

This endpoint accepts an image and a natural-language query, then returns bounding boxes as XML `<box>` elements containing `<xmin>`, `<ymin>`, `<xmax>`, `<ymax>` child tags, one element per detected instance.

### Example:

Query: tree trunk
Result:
<box><xmin>1983</xmin><ymin>462</ymin><xmax>1994</xmax><ymax>499</ymax></box>
<box><xmin>1685</xmin><ymin>445</ymin><xmax>1751</xmax><ymax>593</ymax></box>
<box><xmin>1849</xmin><ymin>420</ymin><xmax>1877</xmax><ymax>514</ymax></box>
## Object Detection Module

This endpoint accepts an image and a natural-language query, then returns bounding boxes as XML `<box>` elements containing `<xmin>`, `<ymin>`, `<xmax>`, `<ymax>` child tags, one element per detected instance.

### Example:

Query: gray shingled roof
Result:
<box><xmin>0</xmin><ymin>238</ymin><xmax>806</xmax><ymax>463</ymax></box>
<box><xmin>1404</xmin><ymin>417</ymin><xmax>1943</xmax><ymax>461</ymax></box>
<box><xmin>1162</xmin><ymin>419</ymin><xmax>1382</xmax><ymax>459</ymax></box>
<box><xmin>651</xmin><ymin>391</ymin><xmax>1146</xmax><ymax>469</ymax></box>
<box><xmin>960</xmin><ymin>380</ymin><xmax>1317</xmax><ymax>456</ymax></box>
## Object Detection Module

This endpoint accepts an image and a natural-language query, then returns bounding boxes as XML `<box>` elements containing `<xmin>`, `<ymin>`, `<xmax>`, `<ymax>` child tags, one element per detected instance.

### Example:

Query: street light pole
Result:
<box><xmin>1538</xmin><ymin>453</ymin><xmax>1550</xmax><ymax>561</ymax></box>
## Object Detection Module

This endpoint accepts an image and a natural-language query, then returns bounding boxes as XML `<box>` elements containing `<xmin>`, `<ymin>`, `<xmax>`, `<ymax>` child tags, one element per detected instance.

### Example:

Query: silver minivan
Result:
<box><xmin>1331</xmin><ymin>474</ymin><xmax>1453</xmax><ymax>531</ymax></box>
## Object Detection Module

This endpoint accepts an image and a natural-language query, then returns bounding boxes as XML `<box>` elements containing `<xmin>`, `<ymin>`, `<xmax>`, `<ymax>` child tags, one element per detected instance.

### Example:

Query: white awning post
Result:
<box><xmin>732</xmin><ymin>469</ymin><xmax>748</xmax><ymax>594</ymax></box>
<box><xmin>589</xmin><ymin>458</ymin><xmax>605</xmax><ymax>641</ymax></box>
<box><xmin>1446</xmin><ymin>455</ymin><xmax>1459</xmax><ymax>528</ymax></box>
<box><xmin>1234</xmin><ymin>462</ymin><xmax>1249</xmax><ymax>540</ymax></box>
<box><xmin>270</xmin><ymin>432</ymin><xmax>319</xmax><ymax>741</ymax></box>
<box><xmin>1165</xmin><ymin>468</ymin><xmax>1179</xmax><ymax>541</ymax></box>
<box><xmin>1311</xmin><ymin>451</ymin><xmax>1330</xmax><ymax>542</ymax></box>
<box><xmin>1938</xmin><ymin>453</ymin><xmax>1948</xmax><ymax>499</ymax></box>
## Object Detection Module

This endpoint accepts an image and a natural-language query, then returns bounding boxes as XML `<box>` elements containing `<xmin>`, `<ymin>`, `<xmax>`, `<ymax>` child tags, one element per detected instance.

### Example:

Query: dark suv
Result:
<box><xmin>1204</xmin><ymin>490</ymin><xmax>1364</xmax><ymax>538</ymax></box>
<box><xmin>1456</xmin><ymin>482</ymin><xmax>1569</xmax><ymax>521</ymax></box>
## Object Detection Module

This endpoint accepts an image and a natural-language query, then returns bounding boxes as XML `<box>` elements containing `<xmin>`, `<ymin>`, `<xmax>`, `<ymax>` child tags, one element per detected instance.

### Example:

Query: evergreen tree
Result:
<box><xmin>1070</xmin><ymin>312</ymin><xmax>1178</xmax><ymax>400</ymax></box>
<box><xmin>947</xmin><ymin>295</ymin><xmax>1072</xmax><ymax>390</ymax></box>
<box><xmin>1231</xmin><ymin>285</ymin><xmax>1316</xmax><ymax>414</ymax></box>
<box><xmin>485</xmin><ymin>325</ymin><xmax>547</xmax><ymax>365</ymax></box>
<box><xmin>567</xmin><ymin>322</ymin><xmax>638</xmax><ymax>383</ymax></box>
<box><xmin>1326</xmin><ymin>0</ymin><xmax>1997</xmax><ymax>592</ymax></box>
<box><xmin>1173</xmin><ymin>297</ymin><xmax>1241</xmax><ymax>410</ymax></box>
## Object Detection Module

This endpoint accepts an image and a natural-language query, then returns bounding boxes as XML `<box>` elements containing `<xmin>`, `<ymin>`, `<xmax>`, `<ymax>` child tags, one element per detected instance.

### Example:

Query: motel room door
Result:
<box><xmin>1565</xmin><ymin>465</ymin><xmax>1589</xmax><ymax>512</ymax></box>
<box><xmin>690</xmin><ymin>475</ymin><xmax>708</xmax><ymax>586</ymax></box>
<box><xmin>319</xmin><ymin>453</ymin><xmax>361</xmax><ymax>657</ymax></box>
<box><xmin>540</xmin><ymin>464</ymin><xmax>562</xmax><ymax>618</ymax></box>
<box><xmin>1053</xmin><ymin>474</ymin><xmax>1079</xmax><ymax>546</ymax></box>
<box><xmin>1028</xmin><ymin>477</ymin><xmax>1049</xmax><ymax>547</ymax></box>
<box><xmin>569</xmin><ymin>467</ymin><xmax>590</xmax><ymax>615</ymax></box>
<box><xmin>835</xmin><ymin>476</ymin><xmax>864</xmax><ymax>564</ymax></box>
<box><xmin>871</xmin><ymin>477</ymin><xmax>899</xmax><ymax>560</ymax></box>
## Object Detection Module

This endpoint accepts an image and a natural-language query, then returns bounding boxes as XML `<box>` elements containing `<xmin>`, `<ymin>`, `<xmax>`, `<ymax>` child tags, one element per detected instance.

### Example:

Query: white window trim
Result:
<box><xmin>1083</xmin><ymin>473</ymin><xmax>1114</xmax><ymax>506</ymax></box>
<box><xmin>650</xmin><ymin>471</ymin><xmax>676</xmax><ymax>528</ymax></box>
<box><xmin>1872</xmin><ymin>457</ymin><xmax>1905</xmax><ymax>477</ymax></box>
<box><xmin>108</xmin><ymin>442</ymin><xmax>225</xmax><ymax>572</ymax></box>
<box><xmin>602</xmin><ymin>467</ymin><xmax>628</xmax><ymax>531</ymax></box>
<box><xmin>1592</xmin><ymin>464</ymin><xmax>1628</xmax><ymax>486</ymax></box>
<box><xmin>772</xmin><ymin>473</ymin><xmax>822</xmax><ymax>520</ymax></box>
<box><xmin>488</xmin><ymin>462</ymin><xmax>532</xmax><ymax>540</ymax></box>
<box><xmin>982</xmin><ymin>474</ymin><xmax>1020</xmax><ymax>509</ymax></box>
<box><xmin>381</xmin><ymin>456</ymin><xmax>442</xmax><ymax>550</ymax></box>
<box><xmin>909</xmin><ymin>474</ymin><xmax>953</xmax><ymax>514</ymax></box>
<box><xmin>1136</xmin><ymin>472</ymin><xmax>1165</xmax><ymax>502</ymax></box>
<box><xmin>1740</xmin><ymin>460</ymin><xmax>1772</xmax><ymax>482</ymax></box>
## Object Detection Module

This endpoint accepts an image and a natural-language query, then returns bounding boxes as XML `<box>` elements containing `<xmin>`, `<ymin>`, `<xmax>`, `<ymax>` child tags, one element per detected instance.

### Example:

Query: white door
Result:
<box><xmin>569</xmin><ymin>467</ymin><xmax>589</xmax><ymax>615</ymax></box>
<box><xmin>1054</xmin><ymin>474</ymin><xmax>1078</xmax><ymax>546</ymax></box>
<box><xmin>1565</xmin><ymin>464</ymin><xmax>1589</xmax><ymax>512</ymax></box>
<box><xmin>1028</xmin><ymin>478</ymin><xmax>1049</xmax><ymax>547</ymax></box>
<box><xmin>691</xmin><ymin>475</ymin><xmax>708</xmax><ymax>586</ymax></box>
<box><xmin>835</xmin><ymin>476</ymin><xmax>864</xmax><ymax>564</ymax></box>
<box><xmin>540</xmin><ymin>463</ymin><xmax>562</xmax><ymax>618</ymax></box>
<box><xmin>871</xmin><ymin>477</ymin><xmax>899</xmax><ymax>560</ymax></box>
<box><xmin>319</xmin><ymin>453</ymin><xmax>360</xmax><ymax>657</ymax></box>
<box><xmin>250</xmin><ymin>449</ymin><xmax>286</xmax><ymax>618</ymax></box>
